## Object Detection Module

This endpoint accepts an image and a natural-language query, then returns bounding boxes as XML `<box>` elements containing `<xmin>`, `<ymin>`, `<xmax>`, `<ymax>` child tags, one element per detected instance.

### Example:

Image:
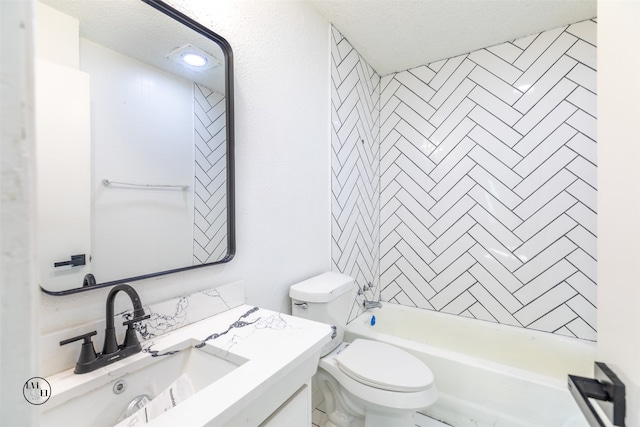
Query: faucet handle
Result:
<box><xmin>60</xmin><ymin>331</ymin><xmax>98</xmax><ymax>368</ymax></box>
<box><xmin>122</xmin><ymin>314</ymin><xmax>150</xmax><ymax>327</ymax></box>
<box><xmin>60</xmin><ymin>330</ymin><xmax>97</xmax><ymax>346</ymax></box>
<box><xmin>122</xmin><ymin>315</ymin><xmax>150</xmax><ymax>350</ymax></box>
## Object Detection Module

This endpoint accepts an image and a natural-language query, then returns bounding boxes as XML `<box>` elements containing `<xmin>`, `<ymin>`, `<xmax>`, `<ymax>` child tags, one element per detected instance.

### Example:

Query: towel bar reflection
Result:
<box><xmin>102</xmin><ymin>179</ymin><xmax>189</xmax><ymax>190</ymax></box>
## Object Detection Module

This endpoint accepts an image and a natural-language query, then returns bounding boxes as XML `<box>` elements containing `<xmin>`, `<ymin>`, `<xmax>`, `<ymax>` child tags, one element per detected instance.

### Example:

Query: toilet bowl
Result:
<box><xmin>318</xmin><ymin>340</ymin><xmax>437</xmax><ymax>427</ymax></box>
<box><xmin>289</xmin><ymin>272</ymin><xmax>437</xmax><ymax>427</ymax></box>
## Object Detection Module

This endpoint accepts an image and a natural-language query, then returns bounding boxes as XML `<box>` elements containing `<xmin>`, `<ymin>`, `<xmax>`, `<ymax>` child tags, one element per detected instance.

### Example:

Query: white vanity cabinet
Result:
<box><xmin>225</xmin><ymin>383</ymin><xmax>312</xmax><ymax>427</ymax></box>
<box><xmin>259</xmin><ymin>384</ymin><xmax>311</xmax><ymax>427</ymax></box>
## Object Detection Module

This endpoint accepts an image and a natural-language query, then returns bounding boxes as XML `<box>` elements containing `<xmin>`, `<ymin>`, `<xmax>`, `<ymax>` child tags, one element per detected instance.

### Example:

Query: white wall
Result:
<box><xmin>597</xmin><ymin>1</ymin><xmax>640</xmax><ymax>426</ymax></box>
<box><xmin>0</xmin><ymin>0</ymin><xmax>39</xmax><ymax>424</ymax></box>
<box><xmin>39</xmin><ymin>0</ymin><xmax>331</xmax><ymax>339</ymax></box>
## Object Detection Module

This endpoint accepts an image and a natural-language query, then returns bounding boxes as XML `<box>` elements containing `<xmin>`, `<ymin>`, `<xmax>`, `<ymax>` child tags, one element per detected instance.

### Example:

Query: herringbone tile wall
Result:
<box><xmin>380</xmin><ymin>20</ymin><xmax>597</xmax><ymax>340</ymax></box>
<box><xmin>193</xmin><ymin>84</ymin><xmax>228</xmax><ymax>264</ymax></box>
<box><xmin>331</xmin><ymin>27</ymin><xmax>381</xmax><ymax>322</ymax></box>
<box><xmin>331</xmin><ymin>19</ymin><xmax>597</xmax><ymax>340</ymax></box>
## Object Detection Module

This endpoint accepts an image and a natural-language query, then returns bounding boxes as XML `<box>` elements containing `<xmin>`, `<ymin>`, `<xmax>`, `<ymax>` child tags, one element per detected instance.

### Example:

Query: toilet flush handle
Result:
<box><xmin>294</xmin><ymin>302</ymin><xmax>308</xmax><ymax>309</ymax></box>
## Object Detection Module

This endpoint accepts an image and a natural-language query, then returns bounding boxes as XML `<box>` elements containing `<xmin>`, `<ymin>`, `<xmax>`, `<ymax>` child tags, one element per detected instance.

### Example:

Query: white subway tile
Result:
<box><xmin>428</xmin><ymin>78</ymin><xmax>476</xmax><ymax>128</ymax></box>
<box><xmin>566</xmin><ymin>63</ymin><xmax>596</xmax><ymax>94</ymax></box>
<box><xmin>516</xmin><ymin>55</ymin><xmax>576</xmax><ymax>115</ymax></box>
<box><xmin>468</xmin><ymin>243</ymin><xmax>523</xmax><ymax>292</ymax></box>
<box><xmin>429</xmin><ymin>176</ymin><xmax>475</xmax><ymax>218</ymax></box>
<box><xmin>514</xmin><ymin>237</ymin><xmax>577</xmax><ymax>283</ymax></box>
<box><xmin>468</xmin><ymin>185</ymin><xmax>523</xmax><ymax>230</ymax></box>
<box><xmin>441</xmin><ymin>290</ymin><xmax>477</xmax><ymax>315</ymax></box>
<box><xmin>514</xmin><ymin>33</ymin><xmax>577</xmax><ymax>90</ymax></box>
<box><xmin>514</xmin><ymin>124</ymin><xmax>577</xmax><ymax>178</ymax></box>
<box><xmin>514</xmin><ymin>78</ymin><xmax>577</xmax><ymax>135</ymax></box>
<box><xmin>514</xmin><ymin>192</ymin><xmax>577</xmax><ymax>241</ymax></box>
<box><xmin>514</xmin><ymin>213</ymin><xmax>577</xmax><ymax>262</ymax></box>
<box><xmin>429</xmin><ymin>117</ymin><xmax>475</xmax><ymax>164</ymax></box>
<box><xmin>566</xmin><ymin>248</ymin><xmax>596</xmax><ymax>283</ymax></box>
<box><xmin>396</xmin><ymin>70</ymin><xmax>436</xmax><ymax>103</ymax></box>
<box><xmin>429</xmin><ymin>195</ymin><xmax>476</xmax><ymax>237</ymax></box>
<box><xmin>430</xmin><ymin>214</ymin><xmax>476</xmax><ymax>255</ymax></box>
<box><xmin>567</xmin><ymin>155</ymin><xmax>597</xmax><ymax>188</ymax></box>
<box><xmin>468</xmin><ymin>65</ymin><xmax>523</xmax><ymax>105</ymax></box>
<box><xmin>567</xmin><ymin>225</ymin><xmax>597</xmax><ymax>260</ymax></box>
<box><xmin>430</xmin><ymin>135</ymin><xmax>476</xmax><ymax>180</ymax></box>
<box><xmin>430</xmin><ymin>98</ymin><xmax>476</xmax><ymax>145</ymax></box>
<box><xmin>525</xmin><ymin>301</ymin><xmax>577</xmax><ymax>331</ymax></box>
<box><xmin>467</xmin><ymin>145</ymin><xmax>522</xmax><ymax>188</ymax></box>
<box><xmin>469</xmin><ymin>264</ymin><xmax>523</xmax><ymax>313</ymax></box>
<box><xmin>566</xmin><ymin>294</ymin><xmax>597</xmax><ymax>330</ymax></box>
<box><xmin>429</xmin><ymin>59</ymin><xmax>476</xmax><ymax>109</ymax></box>
<box><xmin>487</xmin><ymin>42</ymin><xmax>523</xmax><ymax>64</ymax></box>
<box><xmin>566</xmin><ymin>179</ymin><xmax>597</xmax><ymax>213</ymax></box>
<box><xmin>468</xmin><ymin>204</ymin><xmax>523</xmax><ymax>251</ymax></box>
<box><xmin>513</xmin><ymin>169</ymin><xmax>577</xmax><ymax>220</ymax></box>
<box><xmin>430</xmin><ymin>234</ymin><xmax>476</xmax><ymax>273</ymax></box>
<box><xmin>513</xmin><ymin>27</ymin><xmax>565</xmax><ymax>71</ymax></box>
<box><xmin>429</xmin><ymin>54</ymin><xmax>467</xmax><ymax>90</ymax></box>
<box><xmin>410</xmin><ymin>66</ymin><xmax>436</xmax><ymax>86</ymax></box>
<box><xmin>566</xmin><ymin>20</ymin><xmax>597</xmax><ymax>46</ymax></box>
<box><xmin>430</xmin><ymin>258</ymin><xmax>476</xmax><ymax>295</ymax></box>
<box><xmin>468</xmin><ymin>106</ymin><xmax>523</xmax><ymax>149</ymax></box>
<box><xmin>566</xmin><ymin>40</ymin><xmax>597</xmax><ymax>70</ymax></box>
<box><xmin>468</xmin><ymin>49</ymin><xmax>522</xmax><ymax>85</ymax></box>
<box><xmin>515</xmin><ymin>260</ymin><xmax>577</xmax><ymax>305</ymax></box>
<box><xmin>567</xmin><ymin>86</ymin><xmax>597</xmax><ymax>118</ymax></box>
<box><xmin>567</xmin><ymin>109</ymin><xmax>596</xmax><ymax>140</ymax></box>
<box><xmin>430</xmin><ymin>156</ymin><xmax>476</xmax><ymax>200</ymax></box>
<box><xmin>468</xmin><ymin>224</ymin><xmax>523</xmax><ymax>271</ymax></box>
<box><xmin>514</xmin><ymin>146</ymin><xmax>578</xmax><ymax>198</ymax></box>
<box><xmin>566</xmin><ymin>317</ymin><xmax>597</xmax><ymax>341</ymax></box>
<box><xmin>469</xmin><ymin>165</ymin><xmax>522</xmax><ymax>209</ymax></box>
<box><xmin>468</xmin><ymin>85</ymin><xmax>523</xmax><ymax>126</ymax></box>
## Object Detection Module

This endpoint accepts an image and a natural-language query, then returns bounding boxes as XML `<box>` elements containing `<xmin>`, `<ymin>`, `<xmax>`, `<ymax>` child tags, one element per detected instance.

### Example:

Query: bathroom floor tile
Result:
<box><xmin>313</xmin><ymin>397</ymin><xmax>450</xmax><ymax>426</ymax></box>
<box><xmin>415</xmin><ymin>412</ymin><xmax>452</xmax><ymax>427</ymax></box>
<box><xmin>312</xmin><ymin>400</ymin><xmax>328</xmax><ymax>427</ymax></box>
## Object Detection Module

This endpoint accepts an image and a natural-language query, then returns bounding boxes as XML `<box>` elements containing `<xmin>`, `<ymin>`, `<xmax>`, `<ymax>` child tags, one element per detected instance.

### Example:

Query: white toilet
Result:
<box><xmin>290</xmin><ymin>272</ymin><xmax>437</xmax><ymax>427</ymax></box>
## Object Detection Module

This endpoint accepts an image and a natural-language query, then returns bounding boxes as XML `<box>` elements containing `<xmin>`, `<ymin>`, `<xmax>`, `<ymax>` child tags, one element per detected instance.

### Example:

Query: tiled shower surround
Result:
<box><xmin>193</xmin><ymin>84</ymin><xmax>228</xmax><ymax>264</ymax></box>
<box><xmin>331</xmin><ymin>20</ymin><xmax>597</xmax><ymax>340</ymax></box>
<box><xmin>331</xmin><ymin>27</ymin><xmax>381</xmax><ymax>322</ymax></box>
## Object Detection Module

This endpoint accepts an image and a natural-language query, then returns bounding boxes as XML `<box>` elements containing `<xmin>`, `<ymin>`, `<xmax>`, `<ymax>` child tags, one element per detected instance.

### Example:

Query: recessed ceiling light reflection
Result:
<box><xmin>167</xmin><ymin>44</ymin><xmax>221</xmax><ymax>70</ymax></box>
<box><xmin>181</xmin><ymin>52</ymin><xmax>208</xmax><ymax>67</ymax></box>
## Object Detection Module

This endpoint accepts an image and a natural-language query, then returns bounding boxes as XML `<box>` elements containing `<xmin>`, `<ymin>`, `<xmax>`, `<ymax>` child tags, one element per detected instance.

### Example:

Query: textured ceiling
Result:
<box><xmin>39</xmin><ymin>0</ymin><xmax>226</xmax><ymax>94</ymax></box>
<box><xmin>308</xmin><ymin>0</ymin><xmax>597</xmax><ymax>75</ymax></box>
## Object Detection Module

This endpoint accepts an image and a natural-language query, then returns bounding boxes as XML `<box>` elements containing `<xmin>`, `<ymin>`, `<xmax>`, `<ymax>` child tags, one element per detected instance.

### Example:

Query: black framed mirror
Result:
<box><xmin>37</xmin><ymin>0</ymin><xmax>234</xmax><ymax>295</ymax></box>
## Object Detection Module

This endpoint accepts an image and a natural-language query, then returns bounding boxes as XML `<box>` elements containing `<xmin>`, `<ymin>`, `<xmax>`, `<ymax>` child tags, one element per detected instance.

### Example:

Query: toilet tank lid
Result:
<box><xmin>289</xmin><ymin>272</ymin><xmax>355</xmax><ymax>302</ymax></box>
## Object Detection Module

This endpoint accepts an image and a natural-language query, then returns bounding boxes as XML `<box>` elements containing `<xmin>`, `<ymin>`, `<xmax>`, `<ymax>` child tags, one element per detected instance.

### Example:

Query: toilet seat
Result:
<box><xmin>318</xmin><ymin>340</ymin><xmax>438</xmax><ymax>412</ymax></box>
<box><xmin>335</xmin><ymin>339</ymin><xmax>434</xmax><ymax>392</ymax></box>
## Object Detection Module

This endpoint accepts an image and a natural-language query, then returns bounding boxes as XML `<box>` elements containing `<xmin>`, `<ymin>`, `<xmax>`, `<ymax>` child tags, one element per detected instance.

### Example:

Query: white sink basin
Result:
<box><xmin>41</xmin><ymin>340</ymin><xmax>246</xmax><ymax>427</ymax></box>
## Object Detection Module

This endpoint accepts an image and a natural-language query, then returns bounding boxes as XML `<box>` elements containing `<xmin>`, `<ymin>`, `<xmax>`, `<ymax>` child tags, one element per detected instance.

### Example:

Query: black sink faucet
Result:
<box><xmin>60</xmin><ymin>284</ymin><xmax>150</xmax><ymax>374</ymax></box>
<box><xmin>103</xmin><ymin>284</ymin><xmax>147</xmax><ymax>355</ymax></box>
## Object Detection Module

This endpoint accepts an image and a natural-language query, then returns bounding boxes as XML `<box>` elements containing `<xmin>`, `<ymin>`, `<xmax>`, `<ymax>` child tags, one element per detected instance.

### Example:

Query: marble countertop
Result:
<box><xmin>43</xmin><ymin>304</ymin><xmax>332</xmax><ymax>426</ymax></box>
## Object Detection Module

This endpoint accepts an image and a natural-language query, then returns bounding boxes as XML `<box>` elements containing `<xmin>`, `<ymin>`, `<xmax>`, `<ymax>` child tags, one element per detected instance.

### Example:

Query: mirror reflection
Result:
<box><xmin>36</xmin><ymin>0</ymin><xmax>234</xmax><ymax>295</ymax></box>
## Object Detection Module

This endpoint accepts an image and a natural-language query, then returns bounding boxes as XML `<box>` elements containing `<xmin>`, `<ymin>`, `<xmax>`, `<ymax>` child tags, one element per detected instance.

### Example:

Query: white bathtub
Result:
<box><xmin>344</xmin><ymin>302</ymin><xmax>596</xmax><ymax>427</ymax></box>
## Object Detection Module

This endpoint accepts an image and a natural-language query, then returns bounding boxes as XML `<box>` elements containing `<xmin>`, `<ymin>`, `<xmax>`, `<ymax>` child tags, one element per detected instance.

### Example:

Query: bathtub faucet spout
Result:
<box><xmin>363</xmin><ymin>300</ymin><xmax>382</xmax><ymax>309</ymax></box>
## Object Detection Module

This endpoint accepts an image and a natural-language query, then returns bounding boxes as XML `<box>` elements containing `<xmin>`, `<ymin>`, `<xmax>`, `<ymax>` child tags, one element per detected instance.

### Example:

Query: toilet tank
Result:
<box><xmin>290</xmin><ymin>272</ymin><xmax>355</xmax><ymax>356</ymax></box>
